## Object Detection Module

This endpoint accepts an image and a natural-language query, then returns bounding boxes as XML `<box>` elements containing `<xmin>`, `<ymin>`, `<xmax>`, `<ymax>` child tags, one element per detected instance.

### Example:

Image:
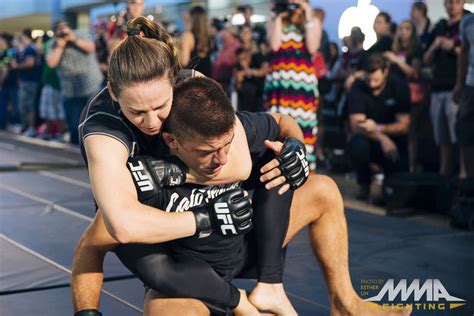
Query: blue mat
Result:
<box><xmin>0</xmin><ymin>286</ymin><xmax>141</xmax><ymax>315</ymax></box>
<box><xmin>0</xmin><ymin>236</ymin><xmax>70</xmax><ymax>293</ymax></box>
<box><xmin>0</xmin><ymin>204</ymin><xmax>131</xmax><ymax>292</ymax></box>
<box><xmin>0</xmin><ymin>172</ymin><xmax>93</xmax><ymax>205</ymax></box>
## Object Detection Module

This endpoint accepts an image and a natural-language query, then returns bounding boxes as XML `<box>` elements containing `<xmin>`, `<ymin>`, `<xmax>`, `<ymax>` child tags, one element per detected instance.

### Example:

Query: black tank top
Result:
<box><xmin>189</xmin><ymin>38</ymin><xmax>213</xmax><ymax>77</ymax></box>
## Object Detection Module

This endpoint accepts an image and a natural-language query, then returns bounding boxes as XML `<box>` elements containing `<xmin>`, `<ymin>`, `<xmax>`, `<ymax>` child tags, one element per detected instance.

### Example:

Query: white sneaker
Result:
<box><xmin>8</xmin><ymin>124</ymin><xmax>23</xmax><ymax>134</ymax></box>
<box><xmin>22</xmin><ymin>127</ymin><xmax>36</xmax><ymax>137</ymax></box>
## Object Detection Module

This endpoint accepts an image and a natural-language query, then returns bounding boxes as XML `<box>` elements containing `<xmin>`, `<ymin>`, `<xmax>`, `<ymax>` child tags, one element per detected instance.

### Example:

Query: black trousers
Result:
<box><xmin>348</xmin><ymin>134</ymin><xmax>409</xmax><ymax>185</ymax></box>
<box><xmin>115</xmin><ymin>185</ymin><xmax>293</xmax><ymax>315</ymax></box>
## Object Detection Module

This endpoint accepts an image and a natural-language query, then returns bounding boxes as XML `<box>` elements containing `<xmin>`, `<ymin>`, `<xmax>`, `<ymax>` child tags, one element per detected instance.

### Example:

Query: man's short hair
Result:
<box><xmin>412</xmin><ymin>1</ymin><xmax>428</xmax><ymax>17</ymax></box>
<box><xmin>164</xmin><ymin>77</ymin><xmax>236</xmax><ymax>141</ymax></box>
<box><xmin>53</xmin><ymin>20</ymin><xmax>69</xmax><ymax>32</ymax></box>
<box><xmin>377</xmin><ymin>11</ymin><xmax>392</xmax><ymax>24</ymax></box>
<box><xmin>363</xmin><ymin>53</ymin><xmax>388</xmax><ymax>73</ymax></box>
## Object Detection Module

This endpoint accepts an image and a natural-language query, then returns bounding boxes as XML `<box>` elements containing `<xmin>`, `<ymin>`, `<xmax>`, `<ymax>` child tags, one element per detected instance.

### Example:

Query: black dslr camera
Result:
<box><xmin>272</xmin><ymin>0</ymin><xmax>300</xmax><ymax>14</ymax></box>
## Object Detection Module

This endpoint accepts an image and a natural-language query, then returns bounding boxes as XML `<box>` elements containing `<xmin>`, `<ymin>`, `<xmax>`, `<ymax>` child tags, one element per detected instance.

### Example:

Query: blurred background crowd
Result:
<box><xmin>1</xmin><ymin>0</ymin><xmax>473</xmax><ymax>223</ymax></box>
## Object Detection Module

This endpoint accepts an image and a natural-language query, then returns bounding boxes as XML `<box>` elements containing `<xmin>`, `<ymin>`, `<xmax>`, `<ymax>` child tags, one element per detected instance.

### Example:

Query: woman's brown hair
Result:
<box><xmin>392</xmin><ymin>20</ymin><xmax>419</xmax><ymax>57</ymax></box>
<box><xmin>190</xmin><ymin>6</ymin><xmax>213</xmax><ymax>58</ymax></box>
<box><xmin>108</xmin><ymin>16</ymin><xmax>181</xmax><ymax>97</ymax></box>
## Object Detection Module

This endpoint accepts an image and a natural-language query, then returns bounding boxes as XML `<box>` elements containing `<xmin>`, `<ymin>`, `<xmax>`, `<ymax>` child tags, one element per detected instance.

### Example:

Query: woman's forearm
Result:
<box><xmin>304</xmin><ymin>18</ymin><xmax>322</xmax><ymax>55</ymax></box>
<box><xmin>47</xmin><ymin>46</ymin><xmax>64</xmax><ymax>68</ymax></box>
<box><xmin>268</xmin><ymin>15</ymin><xmax>283</xmax><ymax>51</ymax></box>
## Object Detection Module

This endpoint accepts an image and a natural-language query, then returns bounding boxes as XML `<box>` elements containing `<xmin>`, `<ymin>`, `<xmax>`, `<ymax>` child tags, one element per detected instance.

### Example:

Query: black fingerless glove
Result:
<box><xmin>277</xmin><ymin>137</ymin><xmax>310</xmax><ymax>190</ymax></box>
<box><xmin>127</xmin><ymin>155</ymin><xmax>187</xmax><ymax>201</ymax></box>
<box><xmin>192</xmin><ymin>188</ymin><xmax>253</xmax><ymax>238</ymax></box>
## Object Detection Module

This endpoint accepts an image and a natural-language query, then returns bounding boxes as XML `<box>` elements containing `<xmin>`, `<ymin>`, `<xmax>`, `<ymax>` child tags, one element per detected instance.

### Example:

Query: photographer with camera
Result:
<box><xmin>47</xmin><ymin>20</ymin><xmax>103</xmax><ymax>145</ymax></box>
<box><xmin>264</xmin><ymin>0</ymin><xmax>321</xmax><ymax>171</ymax></box>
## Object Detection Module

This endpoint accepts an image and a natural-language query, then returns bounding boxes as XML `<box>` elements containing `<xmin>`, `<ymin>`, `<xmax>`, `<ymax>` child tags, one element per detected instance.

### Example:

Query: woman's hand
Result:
<box><xmin>383</xmin><ymin>51</ymin><xmax>399</xmax><ymax>64</ymax></box>
<box><xmin>298</xmin><ymin>1</ymin><xmax>313</xmax><ymax>22</ymax></box>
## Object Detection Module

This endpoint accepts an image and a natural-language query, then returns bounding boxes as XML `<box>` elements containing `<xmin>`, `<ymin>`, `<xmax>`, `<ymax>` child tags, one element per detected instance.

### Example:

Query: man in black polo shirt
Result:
<box><xmin>348</xmin><ymin>53</ymin><xmax>410</xmax><ymax>200</ymax></box>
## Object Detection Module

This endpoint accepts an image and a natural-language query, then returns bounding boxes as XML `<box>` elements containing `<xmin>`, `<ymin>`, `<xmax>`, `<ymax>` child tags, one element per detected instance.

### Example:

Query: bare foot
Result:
<box><xmin>234</xmin><ymin>289</ymin><xmax>260</xmax><ymax>316</ymax></box>
<box><xmin>331</xmin><ymin>296</ymin><xmax>412</xmax><ymax>316</ymax></box>
<box><xmin>248</xmin><ymin>282</ymin><xmax>298</xmax><ymax>316</ymax></box>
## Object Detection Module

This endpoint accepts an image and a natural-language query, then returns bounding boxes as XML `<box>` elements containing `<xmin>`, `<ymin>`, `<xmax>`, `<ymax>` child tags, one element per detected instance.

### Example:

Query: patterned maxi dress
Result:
<box><xmin>264</xmin><ymin>23</ymin><xmax>319</xmax><ymax>171</ymax></box>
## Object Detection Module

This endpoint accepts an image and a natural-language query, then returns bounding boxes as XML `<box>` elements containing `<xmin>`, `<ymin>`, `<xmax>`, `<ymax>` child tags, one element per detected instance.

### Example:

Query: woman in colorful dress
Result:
<box><xmin>264</xmin><ymin>0</ymin><xmax>322</xmax><ymax>170</ymax></box>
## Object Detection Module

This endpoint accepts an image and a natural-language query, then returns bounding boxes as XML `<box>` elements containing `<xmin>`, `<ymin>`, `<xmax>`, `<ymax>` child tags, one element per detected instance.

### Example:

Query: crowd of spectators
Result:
<box><xmin>0</xmin><ymin>0</ymin><xmax>473</xmax><ymax>210</ymax></box>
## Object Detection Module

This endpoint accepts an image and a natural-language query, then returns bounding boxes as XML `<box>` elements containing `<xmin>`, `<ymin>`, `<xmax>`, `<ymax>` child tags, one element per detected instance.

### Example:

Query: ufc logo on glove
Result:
<box><xmin>127</xmin><ymin>161</ymin><xmax>154</xmax><ymax>192</ymax></box>
<box><xmin>296</xmin><ymin>149</ymin><xmax>310</xmax><ymax>177</ymax></box>
<box><xmin>214</xmin><ymin>202</ymin><xmax>237</xmax><ymax>235</ymax></box>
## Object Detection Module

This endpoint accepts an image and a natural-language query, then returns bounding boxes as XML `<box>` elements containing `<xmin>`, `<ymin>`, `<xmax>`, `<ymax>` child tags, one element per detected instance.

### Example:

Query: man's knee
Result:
<box><xmin>295</xmin><ymin>175</ymin><xmax>344</xmax><ymax>217</ymax></box>
<box><xmin>307</xmin><ymin>174</ymin><xmax>344</xmax><ymax>216</ymax></box>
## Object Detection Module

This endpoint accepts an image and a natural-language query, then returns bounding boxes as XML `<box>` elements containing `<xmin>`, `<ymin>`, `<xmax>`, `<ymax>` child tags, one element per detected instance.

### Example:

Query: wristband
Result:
<box><xmin>74</xmin><ymin>309</ymin><xmax>102</xmax><ymax>316</ymax></box>
<box><xmin>376</xmin><ymin>124</ymin><xmax>382</xmax><ymax>133</ymax></box>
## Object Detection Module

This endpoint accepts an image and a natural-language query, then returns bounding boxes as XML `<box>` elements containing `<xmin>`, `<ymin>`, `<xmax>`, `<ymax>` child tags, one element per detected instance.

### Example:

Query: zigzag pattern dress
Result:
<box><xmin>264</xmin><ymin>24</ymin><xmax>319</xmax><ymax>170</ymax></box>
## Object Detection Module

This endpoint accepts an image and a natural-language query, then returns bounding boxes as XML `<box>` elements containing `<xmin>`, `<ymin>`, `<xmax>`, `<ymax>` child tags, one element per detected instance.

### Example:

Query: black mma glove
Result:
<box><xmin>192</xmin><ymin>188</ymin><xmax>253</xmax><ymax>238</ymax></box>
<box><xmin>127</xmin><ymin>155</ymin><xmax>187</xmax><ymax>201</ymax></box>
<box><xmin>74</xmin><ymin>309</ymin><xmax>102</xmax><ymax>316</ymax></box>
<box><xmin>277</xmin><ymin>137</ymin><xmax>310</xmax><ymax>190</ymax></box>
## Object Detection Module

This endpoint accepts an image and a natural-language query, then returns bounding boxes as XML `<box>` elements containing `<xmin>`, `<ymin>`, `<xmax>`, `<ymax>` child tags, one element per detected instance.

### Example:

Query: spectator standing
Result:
<box><xmin>312</xmin><ymin>8</ymin><xmax>330</xmax><ymax>63</ymax></box>
<box><xmin>384</xmin><ymin>20</ymin><xmax>424</xmax><ymax>172</ymax></box>
<box><xmin>453</xmin><ymin>13</ymin><xmax>474</xmax><ymax>179</ymax></box>
<box><xmin>238</xmin><ymin>4</ymin><xmax>267</xmax><ymax>51</ymax></box>
<box><xmin>0</xmin><ymin>34</ymin><xmax>8</xmax><ymax>129</ymax></box>
<box><xmin>411</xmin><ymin>1</ymin><xmax>432</xmax><ymax>49</ymax></box>
<box><xmin>357</xmin><ymin>12</ymin><xmax>393</xmax><ymax>72</ymax></box>
<box><xmin>38</xmin><ymin>36</ymin><xmax>65</xmax><ymax>141</ymax></box>
<box><xmin>423</xmin><ymin>0</ymin><xmax>465</xmax><ymax>176</ymax></box>
<box><xmin>339</xmin><ymin>28</ymin><xmax>365</xmax><ymax>90</ymax></box>
<box><xmin>93</xmin><ymin>20</ymin><xmax>109</xmax><ymax>85</ymax></box>
<box><xmin>264</xmin><ymin>0</ymin><xmax>321</xmax><ymax>170</ymax></box>
<box><xmin>347</xmin><ymin>54</ymin><xmax>410</xmax><ymax>200</ymax></box>
<box><xmin>385</xmin><ymin>21</ymin><xmax>423</xmax><ymax>82</ymax></box>
<box><xmin>0</xmin><ymin>33</ymin><xmax>20</xmax><ymax>131</ymax></box>
<box><xmin>179</xmin><ymin>6</ymin><xmax>215</xmax><ymax>77</ymax></box>
<box><xmin>312</xmin><ymin>7</ymin><xmax>332</xmax><ymax>96</ymax></box>
<box><xmin>233</xmin><ymin>25</ymin><xmax>269</xmax><ymax>112</ymax></box>
<box><xmin>10</xmin><ymin>29</ymin><xmax>40</xmax><ymax>137</ymax></box>
<box><xmin>47</xmin><ymin>20</ymin><xmax>103</xmax><ymax>145</ymax></box>
<box><xmin>211</xmin><ymin>25</ymin><xmax>241</xmax><ymax>94</ymax></box>
<box><xmin>368</xmin><ymin>12</ymin><xmax>393</xmax><ymax>54</ymax></box>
